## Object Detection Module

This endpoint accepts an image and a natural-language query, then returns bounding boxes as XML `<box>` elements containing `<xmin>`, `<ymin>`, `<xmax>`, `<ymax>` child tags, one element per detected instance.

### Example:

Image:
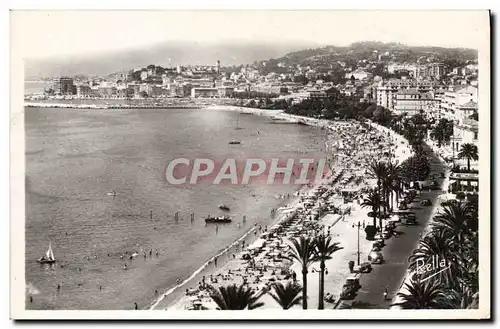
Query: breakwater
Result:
<box><xmin>24</xmin><ymin>102</ymin><xmax>202</xmax><ymax>110</ymax></box>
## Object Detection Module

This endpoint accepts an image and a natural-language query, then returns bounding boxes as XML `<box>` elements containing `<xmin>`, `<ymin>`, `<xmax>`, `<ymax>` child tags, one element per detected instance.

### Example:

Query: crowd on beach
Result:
<box><xmin>163</xmin><ymin>115</ymin><xmax>411</xmax><ymax>311</ymax></box>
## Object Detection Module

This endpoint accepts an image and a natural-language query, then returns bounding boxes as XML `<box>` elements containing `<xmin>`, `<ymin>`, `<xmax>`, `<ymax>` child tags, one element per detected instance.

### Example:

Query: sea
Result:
<box><xmin>25</xmin><ymin>106</ymin><xmax>327</xmax><ymax>310</ymax></box>
<box><xmin>24</xmin><ymin>81</ymin><xmax>51</xmax><ymax>95</ymax></box>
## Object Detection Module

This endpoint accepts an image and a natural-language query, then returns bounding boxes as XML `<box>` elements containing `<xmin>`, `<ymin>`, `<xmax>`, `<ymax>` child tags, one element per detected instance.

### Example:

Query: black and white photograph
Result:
<box><xmin>9</xmin><ymin>9</ymin><xmax>491</xmax><ymax>320</ymax></box>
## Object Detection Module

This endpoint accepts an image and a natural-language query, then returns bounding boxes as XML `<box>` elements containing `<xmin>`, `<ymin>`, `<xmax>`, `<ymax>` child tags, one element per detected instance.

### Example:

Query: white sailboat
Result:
<box><xmin>37</xmin><ymin>242</ymin><xmax>56</xmax><ymax>264</ymax></box>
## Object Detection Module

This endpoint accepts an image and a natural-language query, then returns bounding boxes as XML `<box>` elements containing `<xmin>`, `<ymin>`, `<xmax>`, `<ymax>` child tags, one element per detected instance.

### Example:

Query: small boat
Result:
<box><xmin>205</xmin><ymin>215</ymin><xmax>232</xmax><ymax>223</ymax></box>
<box><xmin>37</xmin><ymin>242</ymin><xmax>56</xmax><ymax>264</ymax></box>
<box><xmin>228</xmin><ymin>141</ymin><xmax>241</xmax><ymax>145</ymax></box>
<box><xmin>106</xmin><ymin>190</ymin><xmax>116</xmax><ymax>197</ymax></box>
<box><xmin>219</xmin><ymin>204</ymin><xmax>230</xmax><ymax>211</ymax></box>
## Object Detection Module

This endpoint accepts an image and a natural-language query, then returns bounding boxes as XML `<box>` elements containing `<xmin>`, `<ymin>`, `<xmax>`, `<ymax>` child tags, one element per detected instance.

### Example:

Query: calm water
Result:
<box><xmin>25</xmin><ymin>107</ymin><xmax>326</xmax><ymax>310</ymax></box>
<box><xmin>24</xmin><ymin>81</ymin><xmax>51</xmax><ymax>95</ymax></box>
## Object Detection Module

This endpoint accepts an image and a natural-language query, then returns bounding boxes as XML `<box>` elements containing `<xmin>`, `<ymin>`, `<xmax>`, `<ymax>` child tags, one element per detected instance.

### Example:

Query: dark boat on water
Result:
<box><xmin>219</xmin><ymin>204</ymin><xmax>230</xmax><ymax>211</ymax></box>
<box><xmin>228</xmin><ymin>140</ymin><xmax>241</xmax><ymax>145</ymax></box>
<box><xmin>205</xmin><ymin>215</ymin><xmax>232</xmax><ymax>223</ymax></box>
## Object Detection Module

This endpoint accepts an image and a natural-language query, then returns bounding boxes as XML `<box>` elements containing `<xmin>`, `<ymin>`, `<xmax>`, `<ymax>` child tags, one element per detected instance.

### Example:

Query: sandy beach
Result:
<box><xmin>149</xmin><ymin>106</ymin><xmax>413</xmax><ymax>311</ymax></box>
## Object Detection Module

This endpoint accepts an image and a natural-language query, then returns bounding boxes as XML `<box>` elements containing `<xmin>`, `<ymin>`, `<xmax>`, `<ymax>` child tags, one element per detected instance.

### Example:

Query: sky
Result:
<box><xmin>11</xmin><ymin>10</ymin><xmax>489</xmax><ymax>60</ymax></box>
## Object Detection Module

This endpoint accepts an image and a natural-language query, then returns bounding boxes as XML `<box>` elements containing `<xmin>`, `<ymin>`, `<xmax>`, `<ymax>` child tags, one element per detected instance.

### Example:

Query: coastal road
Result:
<box><xmin>343</xmin><ymin>147</ymin><xmax>446</xmax><ymax>309</ymax></box>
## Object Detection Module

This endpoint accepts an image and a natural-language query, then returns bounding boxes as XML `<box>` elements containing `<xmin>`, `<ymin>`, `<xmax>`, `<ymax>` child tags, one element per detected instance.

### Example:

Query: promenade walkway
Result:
<box><xmin>339</xmin><ymin>144</ymin><xmax>446</xmax><ymax>309</ymax></box>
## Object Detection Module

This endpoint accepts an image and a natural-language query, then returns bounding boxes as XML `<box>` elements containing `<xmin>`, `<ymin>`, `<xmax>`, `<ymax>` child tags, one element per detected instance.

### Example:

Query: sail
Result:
<box><xmin>46</xmin><ymin>243</ymin><xmax>55</xmax><ymax>260</ymax></box>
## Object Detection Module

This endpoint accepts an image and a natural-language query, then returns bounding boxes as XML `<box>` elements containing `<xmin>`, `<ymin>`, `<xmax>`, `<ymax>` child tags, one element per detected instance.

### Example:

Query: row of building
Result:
<box><xmin>51</xmin><ymin>75</ymin><xmax>296</xmax><ymax>99</ymax></box>
<box><xmin>372</xmin><ymin>78</ymin><xmax>478</xmax><ymax>119</ymax></box>
<box><xmin>372</xmin><ymin>77</ymin><xmax>479</xmax><ymax>152</ymax></box>
<box><xmin>387</xmin><ymin>62</ymin><xmax>446</xmax><ymax>79</ymax></box>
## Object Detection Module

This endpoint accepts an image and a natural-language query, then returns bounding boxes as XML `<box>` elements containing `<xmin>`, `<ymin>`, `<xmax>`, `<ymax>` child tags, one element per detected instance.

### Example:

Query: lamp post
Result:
<box><xmin>352</xmin><ymin>221</ymin><xmax>361</xmax><ymax>266</ymax></box>
<box><xmin>311</xmin><ymin>267</ymin><xmax>328</xmax><ymax>276</ymax></box>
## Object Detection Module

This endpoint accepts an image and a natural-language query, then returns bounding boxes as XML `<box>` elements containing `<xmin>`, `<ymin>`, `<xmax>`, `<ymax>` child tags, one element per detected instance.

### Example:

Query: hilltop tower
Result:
<box><xmin>216</xmin><ymin>60</ymin><xmax>220</xmax><ymax>74</ymax></box>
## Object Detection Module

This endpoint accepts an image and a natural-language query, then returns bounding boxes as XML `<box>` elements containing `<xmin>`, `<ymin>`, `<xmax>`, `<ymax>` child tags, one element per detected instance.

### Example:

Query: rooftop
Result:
<box><xmin>458</xmin><ymin>100</ymin><xmax>478</xmax><ymax>109</ymax></box>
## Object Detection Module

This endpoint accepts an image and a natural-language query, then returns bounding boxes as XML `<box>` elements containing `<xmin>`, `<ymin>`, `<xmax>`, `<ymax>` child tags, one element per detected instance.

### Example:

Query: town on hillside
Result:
<box><xmin>26</xmin><ymin>42</ymin><xmax>479</xmax><ymax>167</ymax></box>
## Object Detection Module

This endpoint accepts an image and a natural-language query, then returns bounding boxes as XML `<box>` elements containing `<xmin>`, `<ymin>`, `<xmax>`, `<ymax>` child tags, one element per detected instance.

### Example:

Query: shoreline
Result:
<box><xmin>149</xmin><ymin>179</ymin><xmax>332</xmax><ymax>310</ymax></box>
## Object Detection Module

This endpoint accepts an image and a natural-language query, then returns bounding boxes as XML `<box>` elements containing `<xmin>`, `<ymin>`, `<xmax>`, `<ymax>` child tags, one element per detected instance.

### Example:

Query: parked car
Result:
<box><xmin>372</xmin><ymin>241</ymin><xmax>383</xmax><ymax>251</ymax></box>
<box><xmin>354</xmin><ymin>262</ymin><xmax>372</xmax><ymax>273</ymax></box>
<box><xmin>408</xmin><ymin>189</ymin><xmax>418</xmax><ymax>197</ymax></box>
<box><xmin>368</xmin><ymin>250</ymin><xmax>384</xmax><ymax>264</ymax></box>
<box><xmin>401</xmin><ymin>214</ymin><xmax>417</xmax><ymax>225</ymax></box>
<box><xmin>385</xmin><ymin>222</ymin><xmax>396</xmax><ymax>231</ymax></box>
<box><xmin>398</xmin><ymin>201</ymin><xmax>409</xmax><ymax>210</ymax></box>
<box><xmin>343</xmin><ymin>276</ymin><xmax>361</xmax><ymax>290</ymax></box>
<box><xmin>340</xmin><ymin>276</ymin><xmax>362</xmax><ymax>300</ymax></box>
<box><xmin>382</xmin><ymin>230</ymin><xmax>392</xmax><ymax>239</ymax></box>
<box><xmin>420</xmin><ymin>199</ymin><xmax>432</xmax><ymax>206</ymax></box>
<box><xmin>340</xmin><ymin>285</ymin><xmax>357</xmax><ymax>300</ymax></box>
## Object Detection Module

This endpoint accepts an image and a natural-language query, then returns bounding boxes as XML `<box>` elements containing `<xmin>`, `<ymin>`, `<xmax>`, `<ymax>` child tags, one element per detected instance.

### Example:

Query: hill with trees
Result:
<box><xmin>254</xmin><ymin>41</ymin><xmax>478</xmax><ymax>74</ymax></box>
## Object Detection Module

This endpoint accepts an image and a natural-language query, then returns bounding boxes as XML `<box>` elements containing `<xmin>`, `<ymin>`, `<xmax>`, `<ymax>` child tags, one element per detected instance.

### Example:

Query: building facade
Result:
<box><xmin>191</xmin><ymin>87</ymin><xmax>218</xmax><ymax>98</ymax></box>
<box><xmin>452</xmin><ymin>119</ymin><xmax>479</xmax><ymax>153</ymax></box>
<box><xmin>345</xmin><ymin>70</ymin><xmax>372</xmax><ymax>81</ymax></box>
<box><xmin>441</xmin><ymin>85</ymin><xmax>478</xmax><ymax>118</ymax></box>
<box><xmin>53</xmin><ymin>77</ymin><xmax>75</xmax><ymax>95</ymax></box>
<box><xmin>217</xmin><ymin>86</ymin><xmax>235</xmax><ymax>98</ymax></box>
<box><xmin>393</xmin><ymin>89</ymin><xmax>439</xmax><ymax>116</ymax></box>
<box><xmin>376</xmin><ymin>78</ymin><xmax>438</xmax><ymax>110</ymax></box>
<box><xmin>76</xmin><ymin>85</ymin><xmax>92</xmax><ymax>98</ymax></box>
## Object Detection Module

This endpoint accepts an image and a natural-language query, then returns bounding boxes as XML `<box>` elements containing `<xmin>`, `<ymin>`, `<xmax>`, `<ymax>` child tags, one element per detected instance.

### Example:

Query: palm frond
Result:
<box><xmin>269</xmin><ymin>282</ymin><xmax>303</xmax><ymax>309</ymax></box>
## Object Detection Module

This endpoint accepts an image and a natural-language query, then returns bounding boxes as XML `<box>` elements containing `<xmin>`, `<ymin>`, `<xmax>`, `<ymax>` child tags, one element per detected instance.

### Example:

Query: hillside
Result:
<box><xmin>24</xmin><ymin>40</ymin><xmax>318</xmax><ymax>79</ymax></box>
<box><xmin>262</xmin><ymin>41</ymin><xmax>478</xmax><ymax>68</ymax></box>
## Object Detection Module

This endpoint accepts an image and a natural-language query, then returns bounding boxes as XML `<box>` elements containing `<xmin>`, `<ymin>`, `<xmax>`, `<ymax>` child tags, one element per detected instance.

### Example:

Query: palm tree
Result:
<box><xmin>207</xmin><ymin>284</ymin><xmax>264</xmax><ymax>310</ymax></box>
<box><xmin>457</xmin><ymin>143</ymin><xmax>478</xmax><ymax>171</ymax></box>
<box><xmin>392</xmin><ymin>278</ymin><xmax>453</xmax><ymax>309</ymax></box>
<box><xmin>430</xmin><ymin>119</ymin><xmax>453</xmax><ymax>148</ymax></box>
<box><xmin>313</xmin><ymin>235</ymin><xmax>343</xmax><ymax>309</ymax></box>
<box><xmin>455</xmin><ymin>233</ymin><xmax>479</xmax><ymax>295</ymax></box>
<box><xmin>448</xmin><ymin>280</ymin><xmax>478</xmax><ymax>309</ymax></box>
<box><xmin>268</xmin><ymin>281</ymin><xmax>303</xmax><ymax>309</ymax></box>
<box><xmin>368</xmin><ymin>160</ymin><xmax>388</xmax><ymax>228</ymax></box>
<box><xmin>361</xmin><ymin>189</ymin><xmax>385</xmax><ymax>227</ymax></box>
<box><xmin>408</xmin><ymin>230</ymin><xmax>460</xmax><ymax>287</ymax></box>
<box><xmin>287</xmin><ymin>236</ymin><xmax>317</xmax><ymax>309</ymax></box>
<box><xmin>432</xmin><ymin>202</ymin><xmax>474</xmax><ymax>248</ymax></box>
<box><xmin>384</xmin><ymin>160</ymin><xmax>401</xmax><ymax>212</ymax></box>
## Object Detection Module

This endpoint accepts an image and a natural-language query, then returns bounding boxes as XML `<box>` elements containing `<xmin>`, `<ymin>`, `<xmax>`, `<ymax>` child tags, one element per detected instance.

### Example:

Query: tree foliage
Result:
<box><xmin>400</xmin><ymin>153</ymin><xmax>431</xmax><ymax>182</ymax></box>
<box><xmin>269</xmin><ymin>282</ymin><xmax>303</xmax><ymax>310</ymax></box>
<box><xmin>207</xmin><ymin>284</ymin><xmax>264</xmax><ymax>310</ymax></box>
<box><xmin>458</xmin><ymin>143</ymin><xmax>478</xmax><ymax>171</ymax></box>
<box><xmin>430</xmin><ymin>118</ymin><xmax>454</xmax><ymax>147</ymax></box>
